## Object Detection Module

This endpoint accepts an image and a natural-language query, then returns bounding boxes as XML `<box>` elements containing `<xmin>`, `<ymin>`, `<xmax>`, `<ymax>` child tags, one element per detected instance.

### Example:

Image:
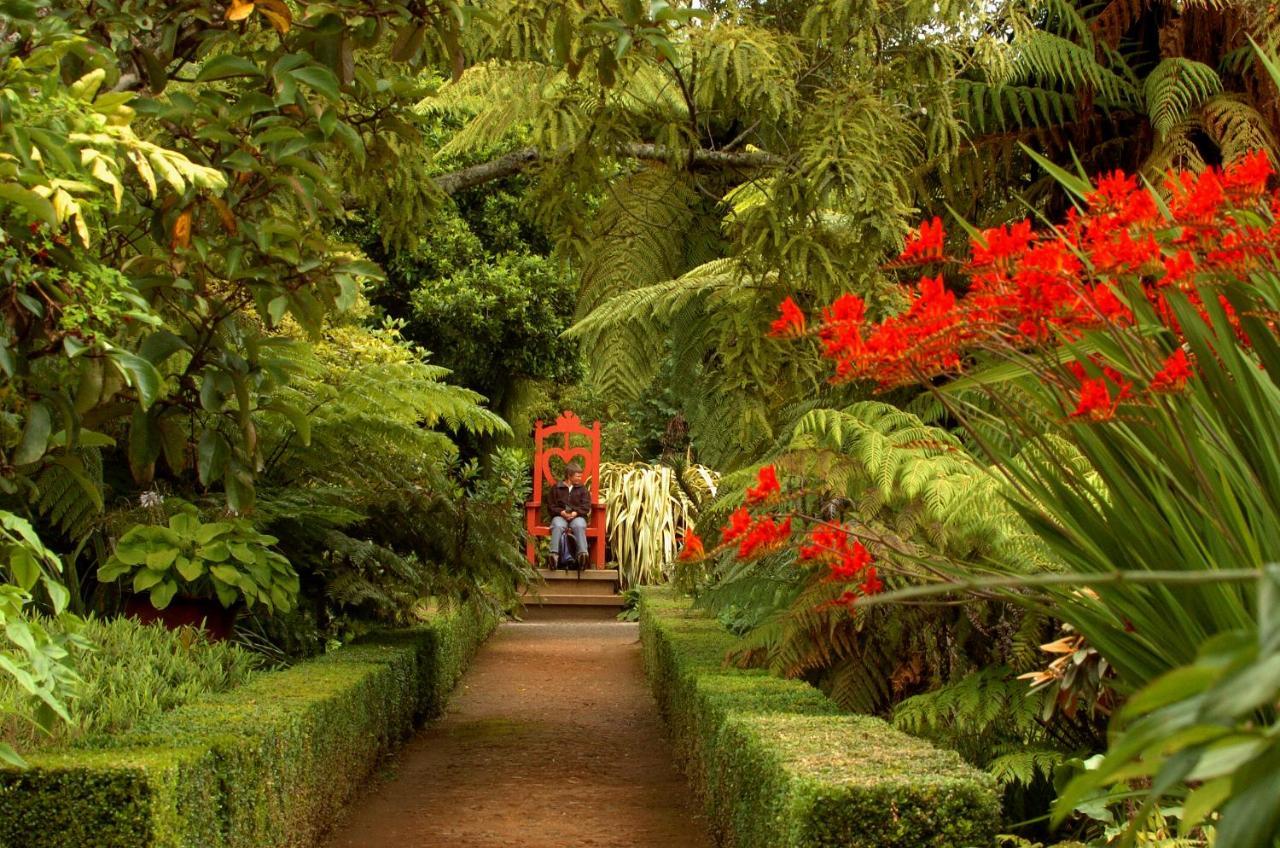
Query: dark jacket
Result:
<box><xmin>544</xmin><ymin>480</ymin><xmax>592</xmax><ymax>519</ymax></box>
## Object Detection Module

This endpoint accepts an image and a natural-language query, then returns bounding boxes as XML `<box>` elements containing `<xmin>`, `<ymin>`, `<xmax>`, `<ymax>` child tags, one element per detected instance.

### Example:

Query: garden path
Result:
<box><xmin>320</xmin><ymin>620</ymin><xmax>714</xmax><ymax>848</ymax></box>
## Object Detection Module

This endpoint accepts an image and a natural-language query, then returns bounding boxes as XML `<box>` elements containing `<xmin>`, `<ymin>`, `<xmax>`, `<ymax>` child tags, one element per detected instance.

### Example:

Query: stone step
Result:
<box><xmin>537</xmin><ymin>568</ymin><xmax>619</xmax><ymax>581</ymax></box>
<box><xmin>524</xmin><ymin>579</ymin><xmax>618</xmax><ymax>597</ymax></box>
<box><xmin>522</xmin><ymin>593</ymin><xmax>628</xmax><ymax>607</ymax></box>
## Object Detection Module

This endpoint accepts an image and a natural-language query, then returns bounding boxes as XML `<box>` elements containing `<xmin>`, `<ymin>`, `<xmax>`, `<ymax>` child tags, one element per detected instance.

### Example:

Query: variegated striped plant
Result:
<box><xmin>599</xmin><ymin>463</ymin><xmax>719</xmax><ymax>588</ymax></box>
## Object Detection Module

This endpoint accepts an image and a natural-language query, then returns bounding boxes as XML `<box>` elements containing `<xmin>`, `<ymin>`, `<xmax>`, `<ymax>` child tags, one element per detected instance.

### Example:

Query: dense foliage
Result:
<box><xmin>680</xmin><ymin>149</ymin><xmax>1280</xmax><ymax>842</ymax></box>
<box><xmin>4</xmin><ymin>0</ymin><xmax>1280</xmax><ymax>843</ymax></box>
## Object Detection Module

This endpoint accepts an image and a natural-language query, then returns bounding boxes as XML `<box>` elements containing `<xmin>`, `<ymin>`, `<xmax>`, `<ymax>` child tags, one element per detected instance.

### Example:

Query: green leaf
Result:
<box><xmin>1019</xmin><ymin>144</ymin><xmax>1093</xmax><ymax>199</ymax></box>
<box><xmin>108</xmin><ymin>350</ymin><xmax>163</xmax><ymax>409</ymax></box>
<box><xmin>174</xmin><ymin>557</ymin><xmax>203</xmax><ymax>582</ymax></box>
<box><xmin>225</xmin><ymin>465</ymin><xmax>255</xmax><ymax>513</ymax></box>
<box><xmin>198</xmin><ymin>542</ymin><xmax>231</xmax><ymax>562</ymax></box>
<box><xmin>197</xmin><ymin>429</ymin><xmax>230</xmax><ymax>486</ymax></box>
<box><xmin>139</xmin><ymin>330</ymin><xmax>190</xmax><ymax>366</ymax></box>
<box><xmin>0</xmin><ymin>183</ymin><xmax>57</xmax><ymax>228</ymax></box>
<box><xmin>13</xmin><ymin>401</ymin><xmax>52</xmax><ymax>465</ymax></box>
<box><xmin>390</xmin><ymin>23</ymin><xmax>427</xmax><ymax>62</ymax></box>
<box><xmin>0</xmin><ymin>741</ymin><xmax>28</xmax><ymax>770</ymax></box>
<box><xmin>9</xmin><ymin>548</ymin><xmax>40</xmax><ymax>591</ymax></box>
<box><xmin>290</xmin><ymin>65</ymin><xmax>340</xmax><ymax>101</ymax></box>
<box><xmin>196</xmin><ymin>55</ymin><xmax>263</xmax><ymax>82</ymax></box>
<box><xmin>98</xmin><ymin>557</ymin><xmax>136</xmax><ymax>580</ymax></box>
<box><xmin>133</xmin><ymin>569</ymin><xmax>165</xmax><ymax>591</ymax></box>
<box><xmin>265</xmin><ymin>401</ymin><xmax>311</xmax><ymax>445</ymax></box>
<box><xmin>145</xmin><ymin>548</ymin><xmax>178</xmax><ymax>570</ymax></box>
<box><xmin>553</xmin><ymin>9</ymin><xmax>572</xmax><ymax>64</ymax></box>
<box><xmin>168</xmin><ymin>511</ymin><xmax>200</xmax><ymax>537</ymax></box>
<box><xmin>209</xmin><ymin>564</ymin><xmax>241</xmax><ymax>585</ymax></box>
<box><xmin>43</xmin><ymin>577</ymin><xmax>69</xmax><ymax>614</ymax></box>
<box><xmin>149</xmin><ymin>579</ymin><xmax>178</xmax><ymax>609</ymax></box>
<box><xmin>194</xmin><ymin>522</ymin><xmax>233</xmax><ymax>545</ymax></box>
<box><xmin>128</xmin><ymin>407</ymin><xmax>160</xmax><ymax>484</ymax></box>
<box><xmin>213</xmin><ymin>580</ymin><xmax>238</xmax><ymax>607</ymax></box>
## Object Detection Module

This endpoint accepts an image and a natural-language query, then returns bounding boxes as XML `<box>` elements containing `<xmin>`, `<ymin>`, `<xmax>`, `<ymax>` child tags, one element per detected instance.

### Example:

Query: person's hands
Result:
<box><xmin>566</xmin><ymin>511</ymin><xmax>577</xmax><ymax>520</ymax></box>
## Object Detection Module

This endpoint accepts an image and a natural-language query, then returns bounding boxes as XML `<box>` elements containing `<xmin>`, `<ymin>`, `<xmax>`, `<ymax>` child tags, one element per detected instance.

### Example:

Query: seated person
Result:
<box><xmin>544</xmin><ymin>462</ymin><xmax>591</xmax><ymax>570</ymax></box>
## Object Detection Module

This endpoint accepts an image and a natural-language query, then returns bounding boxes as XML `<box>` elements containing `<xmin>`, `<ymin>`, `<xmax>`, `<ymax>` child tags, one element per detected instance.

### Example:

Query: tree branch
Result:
<box><xmin>432</xmin><ymin>143</ymin><xmax>783</xmax><ymax>194</ymax></box>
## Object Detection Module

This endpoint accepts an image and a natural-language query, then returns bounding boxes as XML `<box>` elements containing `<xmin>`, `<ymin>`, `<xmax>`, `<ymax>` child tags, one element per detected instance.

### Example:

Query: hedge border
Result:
<box><xmin>639</xmin><ymin>587</ymin><xmax>1001</xmax><ymax>848</ymax></box>
<box><xmin>0</xmin><ymin>601</ymin><xmax>498</xmax><ymax>848</ymax></box>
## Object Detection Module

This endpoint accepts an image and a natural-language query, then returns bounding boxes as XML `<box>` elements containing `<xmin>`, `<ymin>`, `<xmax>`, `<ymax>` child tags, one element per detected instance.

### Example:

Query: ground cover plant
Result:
<box><xmin>0</xmin><ymin>617</ymin><xmax>257</xmax><ymax>753</ymax></box>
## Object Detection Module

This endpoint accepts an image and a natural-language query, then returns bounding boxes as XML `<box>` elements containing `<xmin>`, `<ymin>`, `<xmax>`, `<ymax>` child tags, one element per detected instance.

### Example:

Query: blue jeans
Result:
<box><xmin>550</xmin><ymin>516</ymin><xmax>588</xmax><ymax>562</ymax></box>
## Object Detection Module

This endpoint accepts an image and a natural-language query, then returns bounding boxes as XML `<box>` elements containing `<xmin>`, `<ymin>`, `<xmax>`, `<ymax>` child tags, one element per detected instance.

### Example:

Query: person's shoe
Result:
<box><xmin>545</xmin><ymin>554</ymin><xmax>558</xmax><ymax>573</ymax></box>
<box><xmin>576</xmin><ymin>550</ymin><xmax>589</xmax><ymax>573</ymax></box>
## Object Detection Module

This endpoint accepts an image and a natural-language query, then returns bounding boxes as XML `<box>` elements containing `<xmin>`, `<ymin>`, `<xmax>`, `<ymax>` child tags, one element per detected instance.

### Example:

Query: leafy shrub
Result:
<box><xmin>98</xmin><ymin>505</ymin><xmax>298</xmax><ymax>613</ymax></box>
<box><xmin>0</xmin><ymin>601</ymin><xmax>497</xmax><ymax>848</ymax></box>
<box><xmin>0</xmin><ymin>514</ymin><xmax>88</xmax><ymax>767</ymax></box>
<box><xmin>639</xmin><ymin>587</ymin><xmax>999</xmax><ymax>848</ymax></box>
<box><xmin>0</xmin><ymin>616</ymin><xmax>258</xmax><ymax>755</ymax></box>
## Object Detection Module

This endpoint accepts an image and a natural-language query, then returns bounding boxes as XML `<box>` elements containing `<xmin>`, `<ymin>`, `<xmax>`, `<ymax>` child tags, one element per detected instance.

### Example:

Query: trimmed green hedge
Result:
<box><xmin>0</xmin><ymin>601</ymin><xmax>497</xmax><ymax>848</ymax></box>
<box><xmin>639</xmin><ymin>588</ymin><xmax>1000</xmax><ymax>848</ymax></box>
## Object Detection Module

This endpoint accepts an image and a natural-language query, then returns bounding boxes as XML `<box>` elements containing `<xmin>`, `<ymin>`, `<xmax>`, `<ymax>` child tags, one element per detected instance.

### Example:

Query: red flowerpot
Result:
<box><xmin>123</xmin><ymin>595</ymin><xmax>239</xmax><ymax>641</ymax></box>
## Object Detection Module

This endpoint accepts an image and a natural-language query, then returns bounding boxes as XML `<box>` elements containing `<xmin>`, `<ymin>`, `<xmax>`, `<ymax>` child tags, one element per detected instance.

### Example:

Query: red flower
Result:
<box><xmin>799</xmin><ymin>525</ymin><xmax>847</xmax><ymax>560</ymax></box>
<box><xmin>971</xmin><ymin>220</ymin><xmax>1034</xmax><ymax>267</ymax></box>
<box><xmin>822</xmin><ymin>293</ymin><xmax>867</xmax><ymax>324</ymax></box>
<box><xmin>745</xmin><ymin>465</ymin><xmax>781</xmax><ymax>504</ymax></box>
<box><xmin>736</xmin><ymin>515</ymin><xmax>792</xmax><ymax>559</ymax></box>
<box><xmin>860</xmin><ymin>566</ymin><xmax>884</xmax><ymax>595</ymax></box>
<box><xmin>898</xmin><ymin>216</ymin><xmax>945</xmax><ymax>263</ymax></box>
<box><xmin>1070</xmin><ymin>378</ymin><xmax>1116</xmax><ymax>421</ymax></box>
<box><xmin>827</xmin><ymin>541</ymin><xmax>873</xmax><ymax>581</ymax></box>
<box><xmin>678</xmin><ymin>531</ymin><xmax>705</xmax><ymax>561</ymax></box>
<box><xmin>769</xmin><ymin>297</ymin><xmax>807</xmax><ymax>338</ymax></box>
<box><xmin>721</xmin><ymin>507</ymin><xmax>752</xmax><ymax>544</ymax></box>
<box><xmin>1224</xmin><ymin>150</ymin><xmax>1274</xmax><ymax>197</ymax></box>
<box><xmin>1150</xmin><ymin>348</ymin><xmax>1193</xmax><ymax>392</ymax></box>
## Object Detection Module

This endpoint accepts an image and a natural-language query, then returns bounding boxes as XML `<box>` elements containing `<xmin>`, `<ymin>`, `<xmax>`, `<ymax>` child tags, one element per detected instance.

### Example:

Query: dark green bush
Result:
<box><xmin>639</xmin><ymin>587</ymin><xmax>1000</xmax><ymax>848</ymax></box>
<box><xmin>0</xmin><ymin>602</ymin><xmax>497</xmax><ymax>848</ymax></box>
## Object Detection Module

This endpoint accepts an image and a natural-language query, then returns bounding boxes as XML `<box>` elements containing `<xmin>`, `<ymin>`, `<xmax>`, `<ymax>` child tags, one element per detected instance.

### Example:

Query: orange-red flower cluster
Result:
<box><xmin>898</xmin><ymin>216</ymin><xmax>946</xmax><ymax>263</ymax></box>
<box><xmin>798</xmin><ymin>153</ymin><xmax>1280</xmax><ymax>403</ymax></box>
<box><xmin>797</xmin><ymin>524</ymin><xmax>884</xmax><ymax>598</ymax></box>
<box><xmin>745</xmin><ymin>465</ymin><xmax>781</xmax><ymax>504</ymax></box>
<box><xmin>1070</xmin><ymin>378</ymin><xmax>1118</xmax><ymax>421</ymax></box>
<box><xmin>721</xmin><ymin>507</ymin><xmax>752</xmax><ymax>545</ymax></box>
<box><xmin>678</xmin><ymin>530</ymin><xmax>705</xmax><ymax>561</ymax></box>
<box><xmin>769</xmin><ymin>297</ymin><xmax>806</xmax><ymax>338</ymax></box>
<box><xmin>719</xmin><ymin>506</ymin><xmax>792</xmax><ymax>558</ymax></box>
<box><xmin>734</xmin><ymin>515</ymin><xmax>792</xmax><ymax>559</ymax></box>
<box><xmin>1150</xmin><ymin>349</ymin><xmax>1194</xmax><ymax>392</ymax></box>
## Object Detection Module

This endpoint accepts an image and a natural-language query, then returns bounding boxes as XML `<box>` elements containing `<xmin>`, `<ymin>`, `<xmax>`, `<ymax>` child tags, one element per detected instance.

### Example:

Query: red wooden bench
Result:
<box><xmin>525</xmin><ymin>411</ymin><xmax>607</xmax><ymax>569</ymax></box>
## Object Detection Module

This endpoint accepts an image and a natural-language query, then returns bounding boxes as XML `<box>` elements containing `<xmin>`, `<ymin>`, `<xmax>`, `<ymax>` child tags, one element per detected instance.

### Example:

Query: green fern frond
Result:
<box><xmin>1144</xmin><ymin>57</ymin><xmax>1224</xmax><ymax>139</ymax></box>
<box><xmin>574</xmin><ymin>166</ymin><xmax>700</xmax><ymax>404</ymax></box>
<box><xmin>1200</xmin><ymin>94</ymin><xmax>1278</xmax><ymax>161</ymax></box>
<box><xmin>1009</xmin><ymin>31</ymin><xmax>1138</xmax><ymax>106</ymax></box>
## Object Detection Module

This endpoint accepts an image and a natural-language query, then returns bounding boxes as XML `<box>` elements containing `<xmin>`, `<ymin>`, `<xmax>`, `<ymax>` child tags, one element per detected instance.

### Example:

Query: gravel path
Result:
<box><xmin>320</xmin><ymin>620</ymin><xmax>714</xmax><ymax>848</ymax></box>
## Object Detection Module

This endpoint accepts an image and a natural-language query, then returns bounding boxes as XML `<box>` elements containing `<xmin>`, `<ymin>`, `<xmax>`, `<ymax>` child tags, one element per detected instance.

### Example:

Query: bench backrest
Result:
<box><xmin>531</xmin><ymin>411</ymin><xmax>601</xmax><ymax>507</ymax></box>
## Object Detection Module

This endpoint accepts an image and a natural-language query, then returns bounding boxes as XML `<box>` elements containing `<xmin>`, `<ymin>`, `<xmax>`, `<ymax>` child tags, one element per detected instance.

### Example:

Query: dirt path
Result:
<box><xmin>321</xmin><ymin>620</ymin><xmax>714</xmax><ymax>848</ymax></box>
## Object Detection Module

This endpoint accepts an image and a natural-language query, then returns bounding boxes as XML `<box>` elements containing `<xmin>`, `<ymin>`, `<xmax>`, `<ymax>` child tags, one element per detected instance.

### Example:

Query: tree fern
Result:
<box><xmin>574</xmin><ymin>166</ymin><xmax>700</xmax><ymax>404</ymax></box>
<box><xmin>1009</xmin><ymin>31</ymin><xmax>1139</xmax><ymax>106</ymax></box>
<box><xmin>1144</xmin><ymin>57</ymin><xmax>1224</xmax><ymax>138</ymax></box>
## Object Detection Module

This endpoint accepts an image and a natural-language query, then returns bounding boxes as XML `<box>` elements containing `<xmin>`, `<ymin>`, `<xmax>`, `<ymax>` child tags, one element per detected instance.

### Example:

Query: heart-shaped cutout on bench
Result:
<box><xmin>540</xmin><ymin>447</ymin><xmax>593</xmax><ymax>480</ymax></box>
